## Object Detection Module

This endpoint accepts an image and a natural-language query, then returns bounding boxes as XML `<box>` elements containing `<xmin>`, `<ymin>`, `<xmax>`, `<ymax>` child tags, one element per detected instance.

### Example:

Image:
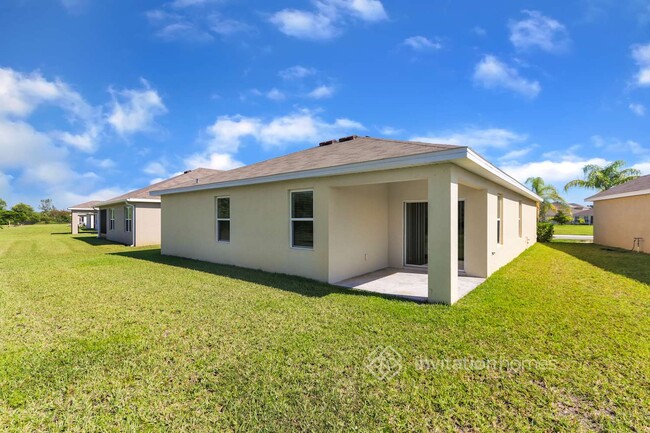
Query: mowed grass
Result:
<box><xmin>1</xmin><ymin>225</ymin><xmax>649</xmax><ymax>432</ymax></box>
<box><xmin>553</xmin><ymin>225</ymin><xmax>594</xmax><ymax>236</ymax></box>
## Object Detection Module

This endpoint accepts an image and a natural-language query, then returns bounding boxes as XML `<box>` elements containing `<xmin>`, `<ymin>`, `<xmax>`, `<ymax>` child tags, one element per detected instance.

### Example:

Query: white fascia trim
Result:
<box><xmin>586</xmin><ymin>188</ymin><xmax>650</xmax><ymax>202</ymax></box>
<box><xmin>96</xmin><ymin>197</ymin><xmax>161</xmax><ymax>207</ymax></box>
<box><xmin>465</xmin><ymin>149</ymin><xmax>542</xmax><ymax>202</ymax></box>
<box><xmin>68</xmin><ymin>207</ymin><xmax>96</xmax><ymax>211</ymax></box>
<box><xmin>151</xmin><ymin>148</ymin><xmax>469</xmax><ymax>196</ymax></box>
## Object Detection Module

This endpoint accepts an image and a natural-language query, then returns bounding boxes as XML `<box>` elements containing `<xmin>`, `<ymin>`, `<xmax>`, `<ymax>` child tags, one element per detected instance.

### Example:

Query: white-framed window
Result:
<box><xmin>518</xmin><ymin>201</ymin><xmax>523</xmax><ymax>238</ymax></box>
<box><xmin>124</xmin><ymin>206</ymin><xmax>133</xmax><ymax>232</ymax></box>
<box><xmin>497</xmin><ymin>194</ymin><xmax>504</xmax><ymax>245</ymax></box>
<box><xmin>290</xmin><ymin>190</ymin><xmax>314</xmax><ymax>249</ymax></box>
<box><xmin>109</xmin><ymin>208</ymin><xmax>115</xmax><ymax>230</ymax></box>
<box><xmin>216</xmin><ymin>196</ymin><xmax>230</xmax><ymax>242</ymax></box>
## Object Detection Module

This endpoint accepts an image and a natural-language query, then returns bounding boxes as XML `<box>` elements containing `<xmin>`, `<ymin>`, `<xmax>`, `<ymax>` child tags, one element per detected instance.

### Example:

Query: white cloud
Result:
<box><xmin>143</xmin><ymin>161</ymin><xmax>168</xmax><ymax>177</ymax></box>
<box><xmin>0</xmin><ymin>119</ymin><xmax>66</xmax><ymax>169</ymax></box>
<box><xmin>473</xmin><ymin>26</ymin><xmax>487</xmax><ymax>37</ymax></box>
<box><xmin>270</xmin><ymin>9</ymin><xmax>338</xmax><ymax>40</ymax></box>
<box><xmin>270</xmin><ymin>0</ymin><xmax>387</xmax><ymax>40</ymax></box>
<box><xmin>629</xmin><ymin>103</ymin><xmax>646</xmax><ymax>116</ymax></box>
<box><xmin>412</xmin><ymin>127</ymin><xmax>528</xmax><ymax>150</ymax></box>
<box><xmin>146</xmin><ymin>7</ymin><xmax>250</xmax><ymax>42</ymax></box>
<box><xmin>501</xmin><ymin>158</ymin><xmax>608</xmax><ymax>184</ymax></box>
<box><xmin>184</xmin><ymin>152</ymin><xmax>244</xmax><ymax>171</ymax></box>
<box><xmin>279</xmin><ymin>65</ymin><xmax>316</xmax><ymax>80</ymax></box>
<box><xmin>307</xmin><ymin>85</ymin><xmax>335</xmax><ymax>99</ymax></box>
<box><xmin>0</xmin><ymin>171</ymin><xmax>12</xmax><ymax>198</ymax></box>
<box><xmin>207</xmin><ymin>14</ymin><xmax>252</xmax><ymax>36</ymax></box>
<box><xmin>473</xmin><ymin>55</ymin><xmax>541</xmax><ymax>98</ymax></box>
<box><xmin>107</xmin><ymin>79</ymin><xmax>167</xmax><ymax>136</ymax></box>
<box><xmin>509</xmin><ymin>10</ymin><xmax>570</xmax><ymax>53</ymax></box>
<box><xmin>86</xmin><ymin>157</ymin><xmax>116</xmax><ymax>169</ymax></box>
<box><xmin>203</xmin><ymin>110</ymin><xmax>365</xmax><ymax>153</ymax></box>
<box><xmin>170</xmin><ymin>0</ymin><xmax>220</xmax><ymax>8</ymax></box>
<box><xmin>499</xmin><ymin>147</ymin><xmax>534</xmax><ymax>162</ymax></box>
<box><xmin>332</xmin><ymin>0</ymin><xmax>387</xmax><ymax>21</ymax></box>
<box><xmin>379</xmin><ymin>126</ymin><xmax>402</xmax><ymax>136</ymax></box>
<box><xmin>591</xmin><ymin>135</ymin><xmax>649</xmax><ymax>155</ymax></box>
<box><xmin>146</xmin><ymin>10</ymin><xmax>214</xmax><ymax>42</ymax></box>
<box><xmin>631</xmin><ymin>43</ymin><xmax>650</xmax><ymax>86</ymax></box>
<box><xmin>403</xmin><ymin>36</ymin><xmax>442</xmax><ymax>51</ymax></box>
<box><xmin>266</xmin><ymin>88</ymin><xmax>286</xmax><ymax>101</ymax></box>
<box><xmin>632</xmin><ymin>161</ymin><xmax>650</xmax><ymax>174</ymax></box>
<box><xmin>0</xmin><ymin>67</ymin><xmax>100</xmax><ymax>152</ymax></box>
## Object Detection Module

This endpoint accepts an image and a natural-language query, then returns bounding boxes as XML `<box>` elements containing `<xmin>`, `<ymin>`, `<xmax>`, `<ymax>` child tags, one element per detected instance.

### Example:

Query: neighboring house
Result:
<box><xmin>572</xmin><ymin>207</ymin><xmax>593</xmax><ymax>225</ymax></box>
<box><xmin>586</xmin><ymin>174</ymin><xmax>650</xmax><ymax>253</ymax></box>
<box><xmin>545</xmin><ymin>202</ymin><xmax>593</xmax><ymax>224</ymax></box>
<box><xmin>152</xmin><ymin>136</ymin><xmax>541</xmax><ymax>305</ymax></box>
<box><xmin>68</xmin><ymin>200</ymin><xmax>100</xmax><ymax>234</ymax></box>
<box><xmin>95</xmin><ymin>168</ymin><xmax>221</xmax><ymax>246</ymax></box>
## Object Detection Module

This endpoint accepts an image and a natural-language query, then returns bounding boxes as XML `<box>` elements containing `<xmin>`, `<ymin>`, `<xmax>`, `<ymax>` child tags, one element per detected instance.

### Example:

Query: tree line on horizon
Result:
<box><xmin>0</xmin><ymin>198</ymin><xmax>71</xmax><ymax>227</ymax></box>
<box><xmin>526</xmin><ymin>160</ymin><xmax>641</xmax><ymax>222</ymax></box>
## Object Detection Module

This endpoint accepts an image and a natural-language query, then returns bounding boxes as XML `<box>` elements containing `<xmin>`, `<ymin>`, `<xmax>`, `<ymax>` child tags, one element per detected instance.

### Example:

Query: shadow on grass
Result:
<box><xmin>547</xmin><ymin>242</ymin><xmax>650</xmax><ymax>285</ymax></box>
<box><xmin>109</xmin><ymin>248</ymin><xmax>411</xmax><ymax>302</ymax></box>
<box><xmin>72</xmin><ymin>236</ymin><xmax>123</xmax><ymax>247</ymax></box>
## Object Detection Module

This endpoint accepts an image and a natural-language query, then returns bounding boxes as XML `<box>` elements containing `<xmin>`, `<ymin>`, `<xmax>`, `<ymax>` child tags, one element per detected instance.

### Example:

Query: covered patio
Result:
<box><xmin>337</xmin><ymin>268</ymin><xmax>486</xmax><ymax>302</ymax></box>
<box><xmin>327</xmin><ymin>164</ymin><xmax>493</xmax><ymax>304</ymax></box>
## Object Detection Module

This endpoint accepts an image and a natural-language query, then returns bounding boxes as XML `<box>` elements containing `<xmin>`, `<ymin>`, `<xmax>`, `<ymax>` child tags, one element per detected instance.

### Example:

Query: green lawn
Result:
<box><xmin>1</xmin><ymin>225</ymin><xmax>648</xmax><ymax>432</ymax></box>
<box><xmin>553</xmin><ymin>225</ymin><xmax>594</xmax><ymax>236</ymax></box>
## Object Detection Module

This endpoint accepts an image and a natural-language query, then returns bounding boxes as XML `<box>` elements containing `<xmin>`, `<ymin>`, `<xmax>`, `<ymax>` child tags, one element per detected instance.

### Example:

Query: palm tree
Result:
<box><xmin>525</xmin><ymin>177</ymin><xmax>566</xmax><ymax>222</ymax></box>
<box><xmin>564</xmin><ymin>160</ymin><xmax>640</xmax><ymax>192</ymax></box>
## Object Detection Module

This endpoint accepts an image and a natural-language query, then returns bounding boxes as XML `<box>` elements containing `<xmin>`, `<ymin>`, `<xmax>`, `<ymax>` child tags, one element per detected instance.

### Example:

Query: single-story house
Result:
<box><xmin>68</xmin><ymin>200</ymin><xmax>100</xmax><ymax>234</ymax></box>
<box><xmin>572</xmin><ymin>207</ymin><xmax>593</xmax><ymax>225</ymax></box>
<box><xmin>586</xmin><ymin>174</ymin><xmax>650</xmax><ymax>253</ymax></box>
<box><xmin>545</xmin><ymin>202</ymin><xmax>593</xmax><ymax>224</ymax></box>
<box><xmin>95</xmin><ymin>168</ymin><xmax>220</xmax><ymax>246</ymax></box>
<box><xmin>152</xmin><ymin>136</ymin><xmax>541</xmax><ymax>305</ymax></box>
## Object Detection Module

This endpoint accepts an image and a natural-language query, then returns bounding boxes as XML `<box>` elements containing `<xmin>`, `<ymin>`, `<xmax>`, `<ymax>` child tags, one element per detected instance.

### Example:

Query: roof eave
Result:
<box><xmin>587</xmin><ymin>188</ymin><xmax>650</xmax><ymax>202</ymax></box>
<box><xmin>95</xmin><ymin>197</ymin><xmax>161</xmax><ymax>207</ymax></box>
<box><xmin>150</xmin><ymin>147</ymin><xmax>541</xmax><ymax>202</ymax></box>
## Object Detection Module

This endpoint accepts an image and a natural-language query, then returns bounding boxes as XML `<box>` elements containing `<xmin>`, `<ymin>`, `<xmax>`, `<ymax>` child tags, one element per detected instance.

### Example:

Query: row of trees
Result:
<box><xmin>526</xmin><ymin>160</ymin><xmax>641</xmax><ymax>222</ymax></box>
<box><xmin>0</xmin><ymin>198</ymin><xmax>71</xmax><ymax>226</ymax></box>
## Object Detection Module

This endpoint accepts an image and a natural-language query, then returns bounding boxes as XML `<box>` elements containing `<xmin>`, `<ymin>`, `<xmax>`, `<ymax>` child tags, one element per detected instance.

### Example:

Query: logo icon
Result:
<box><xmin>366</xmin><ymin>346</ymin><xmax>402</xmax><ymax>380</ymax></box>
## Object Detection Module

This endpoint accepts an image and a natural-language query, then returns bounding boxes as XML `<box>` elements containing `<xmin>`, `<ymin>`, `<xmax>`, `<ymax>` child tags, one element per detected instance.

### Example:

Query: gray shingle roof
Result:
<box><xmin>586</xmin><ymin>175</ymin><xmax>650</xmax><ymax>201</ymax></box>
<box><xmin>164</xmin><ymin>137</ymin><xmax>461</xmax><ymax>191</ymax></box>
<box><xmin>96</xmin><ymin>168</ymin><xmax>222</xmax><ymax>207</ymax></box>
<box><xmin>68</xmin><ymin>200</ymin><xmax>100</xmax><ymax>210</ymax></box>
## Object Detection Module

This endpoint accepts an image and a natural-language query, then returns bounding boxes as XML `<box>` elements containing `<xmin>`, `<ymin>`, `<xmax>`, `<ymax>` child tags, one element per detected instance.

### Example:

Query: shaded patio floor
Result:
<box><xmin>336</xmin><ymin>267</ymin><xmax>485</xmax><ymax>302</ymax></box>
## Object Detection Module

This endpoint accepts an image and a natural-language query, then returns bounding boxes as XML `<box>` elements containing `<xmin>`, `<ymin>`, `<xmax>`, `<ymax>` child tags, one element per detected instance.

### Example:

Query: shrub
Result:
<box><xmin>551</xmin><ymin>210</ymin><xmax>572</xmax><ymax>225</ymax></box>
<box><xmin>577</xmin><ymin>217</ymin><xmax>585</xmax><ymax>225</ymax></box>
<box><xmin>537</xmin><ymin>222</ymin><xmax>554</xmax><ymax>242</ymax></box>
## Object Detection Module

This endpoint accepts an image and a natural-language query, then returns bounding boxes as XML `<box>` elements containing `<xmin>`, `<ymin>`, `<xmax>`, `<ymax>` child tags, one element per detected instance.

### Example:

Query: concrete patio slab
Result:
<box><xmin>336</xmin><ymin>268</ymin><xmax>485</xmax><ymax>302</ymax></box>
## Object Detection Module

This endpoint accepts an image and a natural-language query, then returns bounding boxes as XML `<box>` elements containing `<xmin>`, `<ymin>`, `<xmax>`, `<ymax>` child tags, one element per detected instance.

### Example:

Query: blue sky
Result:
<box><xmin>1</xmin><ymin>0</ymin><xmax>649</xmax><ymax>208</ymax></box>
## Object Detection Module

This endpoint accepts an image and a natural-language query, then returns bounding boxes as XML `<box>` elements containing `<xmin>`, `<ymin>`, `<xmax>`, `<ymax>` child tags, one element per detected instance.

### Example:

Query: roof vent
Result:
<box><xmin>319</xmin><ymin>139</ymin><xmax>338</xmax><ymax>146</ymax></box>
<box><xmin>195</xmin><ymin>178</ymin><xmax>200</xmax><ymax>184</ymax></box>
<box><xmin>338</xmin><ymin>135</ymin><xmax>358</xmax><ymax>143</ymax></box>
<box><xmin>184</xmin><ymin>169</ymin><xmax>192</xmax><ymax>174</ymax></box>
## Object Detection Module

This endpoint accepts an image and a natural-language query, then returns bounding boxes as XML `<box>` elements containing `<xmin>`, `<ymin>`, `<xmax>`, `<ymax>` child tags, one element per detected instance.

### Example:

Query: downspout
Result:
<box><xmin>127</xmin><ymin>202</ymin><xmax>136</xmax><ymax>247</ymax></box>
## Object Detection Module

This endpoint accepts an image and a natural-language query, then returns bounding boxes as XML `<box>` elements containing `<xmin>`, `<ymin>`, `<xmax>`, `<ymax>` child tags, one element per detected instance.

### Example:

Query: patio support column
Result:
<box><xmin>428</xmin><ymin>164</ymin><xmax>459</xmax><ymax>304</ymax></box>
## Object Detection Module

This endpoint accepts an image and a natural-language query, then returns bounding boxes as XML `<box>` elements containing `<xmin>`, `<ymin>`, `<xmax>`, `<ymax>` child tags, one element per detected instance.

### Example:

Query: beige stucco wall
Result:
<box><xmin>70</xmin><ymin>210</ymin><xmax>81</xmax><ymax>234</ymax></box>
<box><xmin>161</xmin><ymin>163</ymin><xmax>537</xmax><ymax>292</ymax></box>
<box><xmin>98</xmin><ymin>202</ymin><xmax>161</xmax><ymax>246</ymax></box>
<box><xmin>328</xmin><ymin>184</ymin><xmax>389</xmax><ymax>283</ymax></box>
<box><xmin>135</xmin><ymin>203</ymin><xmax>162</xmax><ymax>246</ymax></box>
<box><xmin>162</xmin><ymin>181</ymin><xmax>331</xmax><ymax>281</ymax></box>
<box><xmin>593</xmin><ymin>195</ymin><xmax>650</xmax><ymax>253</ymax></box>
